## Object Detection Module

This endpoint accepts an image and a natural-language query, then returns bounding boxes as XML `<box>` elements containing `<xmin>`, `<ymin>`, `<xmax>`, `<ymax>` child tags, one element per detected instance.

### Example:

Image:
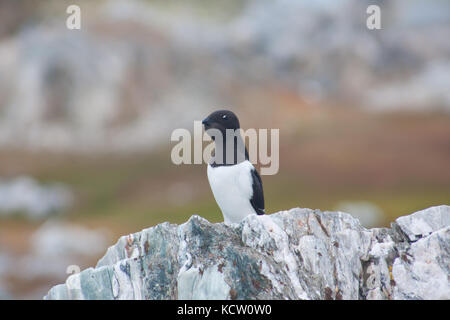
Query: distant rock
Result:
<box><xmin>0</xmin><ymin>221</ymin><xmax>110</xmax><ymax>299</ymax></box>
<box><xmin>0</xmin><ymin>176</ymin><xmax>72</xmax><ymax>219</ymax></box>
<box><xmin>45</xmin><ymin>205</ymin><xmax>449</xmax><ymax>300</ymax></box>
<box><xmin>31</xmin><ymin>221</ymin><xmax>110</xmax><ymax>259</ymax></box>
<box><xmin>335</xmin><ymin>200</ymin><xmax>384</xmax><ymax>228</ymax></box>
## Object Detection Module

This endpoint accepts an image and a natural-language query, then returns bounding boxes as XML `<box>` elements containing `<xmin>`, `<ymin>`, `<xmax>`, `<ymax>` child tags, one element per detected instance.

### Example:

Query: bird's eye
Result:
<box><xmin>222</xmin><ymin>115</ymin><xmax>227</xmax><ymax>119</ymax></box>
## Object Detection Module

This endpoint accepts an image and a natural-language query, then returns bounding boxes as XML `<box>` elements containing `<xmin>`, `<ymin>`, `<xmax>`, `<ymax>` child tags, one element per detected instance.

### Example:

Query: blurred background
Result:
<box><xmin>0</xmin><ymin>0</ymin><xmax>449</xmax><ymax>299</ymax></box>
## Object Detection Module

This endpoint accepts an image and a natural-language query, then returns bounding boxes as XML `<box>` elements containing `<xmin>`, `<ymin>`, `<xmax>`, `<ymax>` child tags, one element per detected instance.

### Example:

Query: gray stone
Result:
<box><xmin>44</xmin><ymin>206</ymin><xmax>450</xmax><ymax>300</ymax></box>
<box><xmin>394</xmin><ymin>205</ymin><xmax>450</xmax><ymax>241</ymax></box>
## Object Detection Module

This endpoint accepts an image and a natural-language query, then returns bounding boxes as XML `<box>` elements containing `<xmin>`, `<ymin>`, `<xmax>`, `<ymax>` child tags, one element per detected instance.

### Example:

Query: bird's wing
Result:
<box><xmin>250</xmin><ymin>167</ymin><xmax>265</xmax><ymax>215</ymax></box>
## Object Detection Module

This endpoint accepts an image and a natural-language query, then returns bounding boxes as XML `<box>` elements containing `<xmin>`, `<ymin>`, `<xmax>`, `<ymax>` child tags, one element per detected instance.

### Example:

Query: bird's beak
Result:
<box><xmin>202</xmin><ymin>117</ymin><xmax>211</xmax><ymax>127</ymax></box>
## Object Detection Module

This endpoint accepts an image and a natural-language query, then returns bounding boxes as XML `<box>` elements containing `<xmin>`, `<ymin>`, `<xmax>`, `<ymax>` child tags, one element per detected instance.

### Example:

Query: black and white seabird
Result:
<box><xmin>202</xmin><ymin>110</ymin><xmax>265</xmax><ymax>224</ymax></box>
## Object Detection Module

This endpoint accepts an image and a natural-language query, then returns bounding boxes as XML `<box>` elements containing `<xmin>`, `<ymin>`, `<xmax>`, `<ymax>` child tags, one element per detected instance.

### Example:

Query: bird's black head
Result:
<box><xmin>202</xmin><ymin>110</ymin><xmax>240</xmax><ymax>135</ymax></box>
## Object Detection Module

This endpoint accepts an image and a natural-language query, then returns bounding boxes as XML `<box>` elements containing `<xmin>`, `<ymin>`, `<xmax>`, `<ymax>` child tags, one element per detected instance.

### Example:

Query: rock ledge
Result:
<box><xmin>45</xmin><ymin>205</ymin><xmax>450</xmax><ymax>300</ymax></box>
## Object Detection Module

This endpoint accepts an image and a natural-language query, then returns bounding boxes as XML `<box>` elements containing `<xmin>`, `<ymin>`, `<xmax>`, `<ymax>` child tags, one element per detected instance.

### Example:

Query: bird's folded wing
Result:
<box><xmin>250</xmin><ymin>168</ymin><xmax>265</xmax><ymax>215</ymax></box>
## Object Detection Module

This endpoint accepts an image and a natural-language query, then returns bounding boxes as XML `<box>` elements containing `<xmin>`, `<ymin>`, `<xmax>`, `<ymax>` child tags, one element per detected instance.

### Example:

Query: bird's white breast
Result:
<box><xmin>207</xmin><ymin>160</ymin><xmax>257</xmax><ymax>224</ymax></box>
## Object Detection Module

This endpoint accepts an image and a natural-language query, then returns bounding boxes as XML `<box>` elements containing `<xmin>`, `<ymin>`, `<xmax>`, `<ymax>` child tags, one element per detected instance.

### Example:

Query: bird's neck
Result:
<box><xmin>210</xmin><ymin>134</ymin><xmax>248</xmax><ymax>167</ymax></box>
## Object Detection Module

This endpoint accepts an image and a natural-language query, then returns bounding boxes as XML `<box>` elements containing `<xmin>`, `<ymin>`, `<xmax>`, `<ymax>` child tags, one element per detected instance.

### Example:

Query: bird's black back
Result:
<box><xmin>250</xmin><ymin>168</ymin><xmax>265</xmax><ymax>215</ymax></box>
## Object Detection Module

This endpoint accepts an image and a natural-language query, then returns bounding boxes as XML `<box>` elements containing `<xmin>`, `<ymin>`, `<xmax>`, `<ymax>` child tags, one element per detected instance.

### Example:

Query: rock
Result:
<box><xmin>335</xmin><ymin>201</ymin><xmax>385</xmax><ymax>228</ymax></box>
<box><xmin>394</xmin><ymin>205</ymin><xmax>450</xmax><ymax>242</ymax></box>
<box><xmin>44</xmin><ymin>205</ymin><xmax>450</xmax><ymax>300</ymax></box>
<box><xmin>0</xmin><ymin>221</ymin><xmax>111</xmax><ymax>299</ymax></box>
<box><xmin>31</xmin><ymin>221</ymin><xmax>110</xmax><ymax>258</ymax></box>
<box><xmin>0</xmin><ymin>176</ymin><xmax>73</xmax><ymax>220</ymax></box>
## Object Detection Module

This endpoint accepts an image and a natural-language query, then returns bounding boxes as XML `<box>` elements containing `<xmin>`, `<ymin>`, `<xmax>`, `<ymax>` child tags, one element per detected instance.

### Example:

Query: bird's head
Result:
<box><xmin>202</xmin><ymin>110</ymin><xmax>240</xmax><ymax>138</ymax></box>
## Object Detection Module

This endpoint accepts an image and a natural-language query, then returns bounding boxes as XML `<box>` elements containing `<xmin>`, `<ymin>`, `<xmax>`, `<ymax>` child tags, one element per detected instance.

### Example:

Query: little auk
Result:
<box><xmin>202</xmin><ymin>110</ymin><xmax>265</xmax><ymax>224</ymax></box>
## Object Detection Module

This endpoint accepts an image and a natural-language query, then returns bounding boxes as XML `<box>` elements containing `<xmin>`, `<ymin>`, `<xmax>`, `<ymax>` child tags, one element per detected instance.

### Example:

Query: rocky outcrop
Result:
<box><xmin>44</xmin><ymin>205</ymin><xmax>449</xmax><ymax>300</ymax></box>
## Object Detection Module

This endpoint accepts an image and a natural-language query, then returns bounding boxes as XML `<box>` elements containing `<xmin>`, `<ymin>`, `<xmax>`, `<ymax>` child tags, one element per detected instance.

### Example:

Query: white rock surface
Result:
<box><xmin>395</xmin><ymin>205</ymin><xmax>450</xmax><ymax>241</ymax></box>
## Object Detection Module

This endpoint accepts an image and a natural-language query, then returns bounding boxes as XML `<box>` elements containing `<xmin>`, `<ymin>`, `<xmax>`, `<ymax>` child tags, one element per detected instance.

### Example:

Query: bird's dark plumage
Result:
<box><xmin>250</xmin><ymin>168</ymin><xmax>265</xmax><ymax>215</ymax></box>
